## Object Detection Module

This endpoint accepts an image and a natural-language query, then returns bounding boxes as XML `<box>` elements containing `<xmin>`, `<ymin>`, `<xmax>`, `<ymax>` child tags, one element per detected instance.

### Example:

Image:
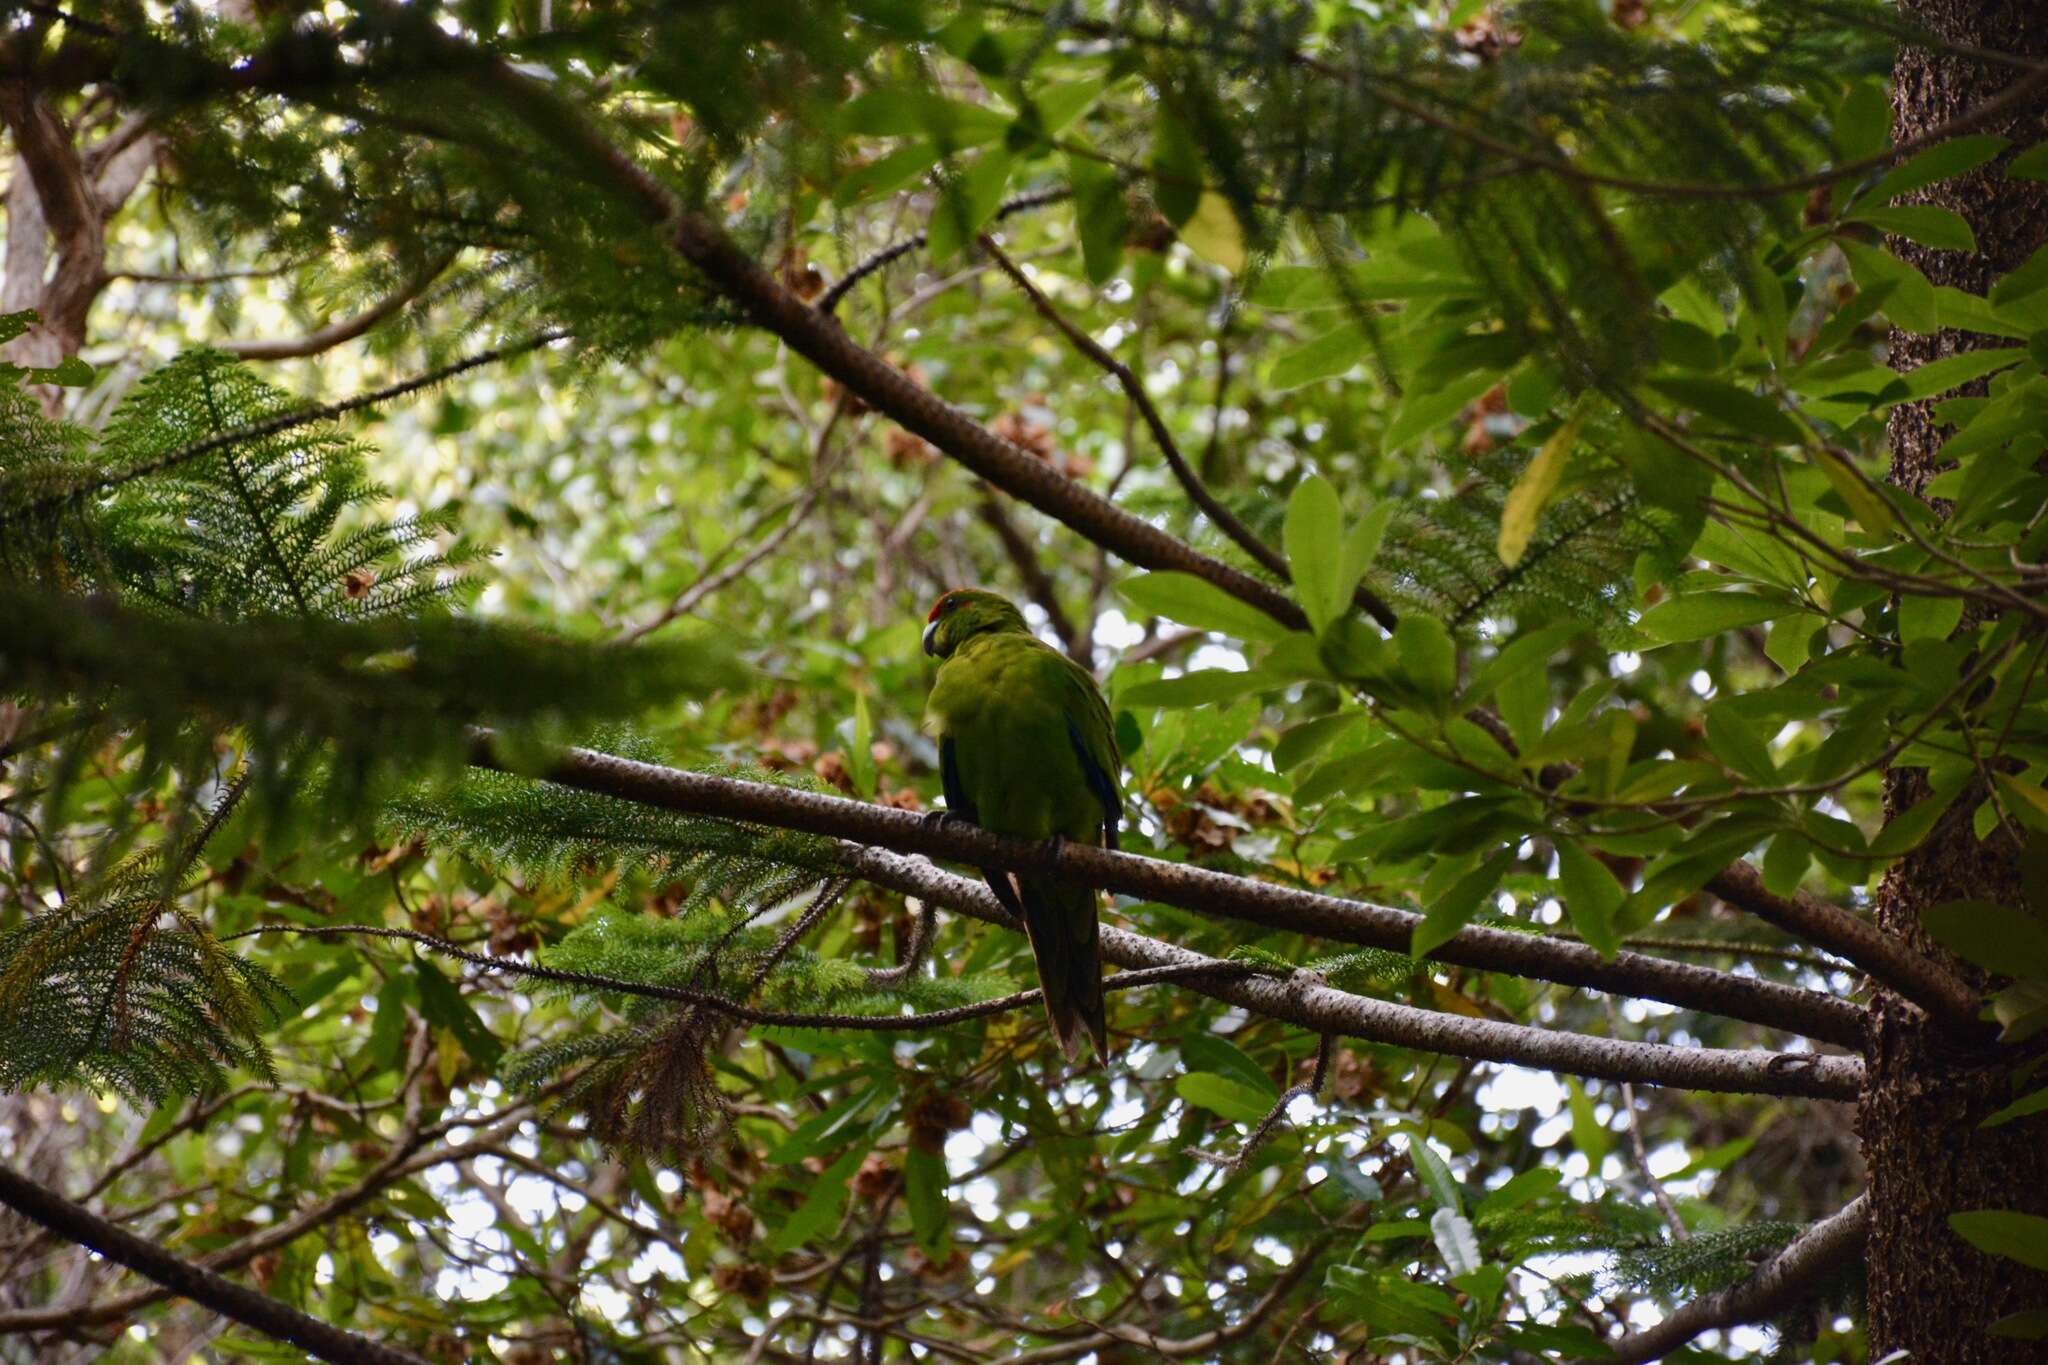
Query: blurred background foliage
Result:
<box><xmin>2</xmin><ymin>0</ymin><xmax>2045</xmax><ymax>1360</ymax></box>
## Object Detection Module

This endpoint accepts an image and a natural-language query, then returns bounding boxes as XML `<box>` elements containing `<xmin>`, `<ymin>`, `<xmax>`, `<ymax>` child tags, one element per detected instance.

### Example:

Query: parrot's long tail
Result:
<box><xmin>1010</xmin><ymin>872</ymin><xmax>1109</xmax><ymax>1061</ymax></box>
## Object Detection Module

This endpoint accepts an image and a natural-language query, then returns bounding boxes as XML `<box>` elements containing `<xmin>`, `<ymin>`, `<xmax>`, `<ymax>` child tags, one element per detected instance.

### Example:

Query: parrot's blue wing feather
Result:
<box><xmin>940</xmin><ymin>737</ymin><xmax>978</xmax><ymax>825</ymax></box>
<box><xmin>1066</xmin><ymin>713</ymin><xmax>1121</xmax><ymax>852</ymax></box>
<box><xmin>942</xmin><ymin>736</ymin><xmax>1023</xmax><ymax>919</ymax></box>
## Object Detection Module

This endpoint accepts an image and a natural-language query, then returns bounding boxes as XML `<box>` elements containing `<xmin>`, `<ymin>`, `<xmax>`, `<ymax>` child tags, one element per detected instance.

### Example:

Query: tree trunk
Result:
<box><xmin>1863</xmin><ymin>2</ymin><xmax>2048</xmax><ymax>1358</ymax></box>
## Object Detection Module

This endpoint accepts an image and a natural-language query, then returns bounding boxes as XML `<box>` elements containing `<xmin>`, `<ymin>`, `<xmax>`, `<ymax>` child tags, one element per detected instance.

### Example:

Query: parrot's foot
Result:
<box><xmin>922</xmin><ymin>808</ymin><xmax>972</xmax><ymax>833</ymax></box>
<box><xmin>1040</xmin><ymin>831</ymin><xmax>1068</xmax><ymax>872</ymax></box>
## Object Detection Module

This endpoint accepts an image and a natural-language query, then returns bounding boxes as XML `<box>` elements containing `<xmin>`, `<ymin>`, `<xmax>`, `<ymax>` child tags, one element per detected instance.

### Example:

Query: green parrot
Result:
<box><xmin>922</xmin><ymin>588</ymin><xmax>1123</xmax><ymax>1060</ymax></box>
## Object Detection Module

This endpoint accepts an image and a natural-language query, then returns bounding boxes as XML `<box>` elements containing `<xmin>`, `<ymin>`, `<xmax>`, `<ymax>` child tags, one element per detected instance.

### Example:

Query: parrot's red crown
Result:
<box><xmin>926</xmin><ymin>590</ymin><xmax>969</xmax><ymax>623</ymax></box>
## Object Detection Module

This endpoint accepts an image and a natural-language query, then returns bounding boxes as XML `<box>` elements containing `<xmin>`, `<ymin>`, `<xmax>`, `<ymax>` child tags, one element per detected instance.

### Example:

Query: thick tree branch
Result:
<box><xmin>483</xmin><ymin>734</ymin><xmax>1864</xmax><ymax>1046</ymax></box>
<box><xmin>1706</xmin><ymin>862</ymin><xmax>1980</xmax><ymax>1033</ymax></box>
<box><xmin>463</xmin><ymin>55</ymin><xmax>1312</xmax><ymax>635</ymax></box>
<box><xmin>830</xmin><ymin>840</ymin><xmax>1862</xmax><ymax>1100</ymax></box>
<box><xmin>466</xmin><ymin>733</ymin><xmax>1868</xmax><ymax>1055</ymax></box>
<box><xmin>1608</xmin><ymin>1194</ymin><xmax>1868</xmax><ymax>1364</ymax></box>
<box><xmin>0</xmin><ymin>1163</ymin><xmax>429</xmax><ymax>1365</ymax></box>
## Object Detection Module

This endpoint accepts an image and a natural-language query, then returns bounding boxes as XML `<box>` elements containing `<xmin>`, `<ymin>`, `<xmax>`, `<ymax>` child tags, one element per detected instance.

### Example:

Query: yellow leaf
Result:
<box><xmin>1427</xmin><ymin>979</ymin><xmax>1490</xmax><ymax>1019</ymax></box>
<box><xmin>1497</xmin><ymin>398</ymin><xmax>1591</xmax><ymax>567</ymax></box>
<box><xmin>1815</xmin><ymin>448</ymin><xmax>1895</xmax><ymax>536</ymax></box>
<box><xmin>1179</xmin><ymin>192</ymin><xmax>1247</xmax><ymax>273</ymax></box>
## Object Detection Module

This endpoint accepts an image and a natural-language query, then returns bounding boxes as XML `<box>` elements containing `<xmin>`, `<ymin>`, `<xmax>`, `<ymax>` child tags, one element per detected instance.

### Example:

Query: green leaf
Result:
<box><xmin>1270</xmin><ymin>325</ymin><xmax>1366</xmax><ymax>391</ymax></box>
<box><xmin>1849</xmin><ymin>205</ymin><xmax>1978</xmax><ymax>253</ymax></box>
<box><xmin>769</xmin><ymin>1142</ymin><xmax>871</xmax><ymax>1252</ymax></box>
<box><xmin>1273</xmin><ymin>711</ymin><xmax>1367</xmax><ymax>772</ymax></box>
<box><xmin>1989</xmin><ymin>1310</ymin><xmax>2048</xmax><ymax>1340</ymax></box>
<box><xmin>846</xmin><ymin>692</ymin><xmax>876</xmax><ymax>798</ymax></box>
<box><xmin>1331</xmin><ymin>1162</ymin><xmax>1384</xmax><ymax>1203</ymax></box>
<box><xmin>1498</xmin><ymin>400</ymin><xmax>1591</xmax><ymax>568</ymax></box>
<box><xmin>1068</xmin><ymin>151</ymin><xmax>1128</xmax><ymax>285</ymax></box>
<box><xmin>1839</xmin><ymin>238</ymin><xmax>1941</xmax><ymax>333</ymax></box>
<box><xmin>926</xmin><ymin>149</ymin><xmax>1014</xmax><ymax>261</ymax></box>
<box><xmin>1996</xmin><ymin>773</ymin><xmax>2048</xmax><ymax>836</ymax></box>
<box><xmin>1285</xmin><ymin>475</ymin><xmax>1346</xmax><ymax>632</ymax></box>
<box><xmin>1993</xmin><ymin>244</ymin><xmax>2048</xmax><ymax>307</ymax></box>
<box><xmin>1764</xmin><ymin>612</ymin><xmax>1823</xmax><ymax>673</ymax></box>
<box><xmin>905</xmin><ymin>1147</ymin><xmax>952</xmax><ymax>1258</ymax></box>
<box><xmin>1120</xmin><ymin>669</ymin><xmax>1277</xmax><ymax>708</ymax></box>
<box><xmin>1814</xmin><ymin>448</ymin><xmax>1896</xmax><ymax>535</ymax></box>
<box><xmin>1412</xmin><ymin>847</ymin><xmax>1515</xmax><ymax>957</ymax></box>
<box><xmin>1867</xmin><ymin>771</ymin><xmax>1965</xmax><ymax>859</ymax></box>
<box><xmin>1384</xmin><ymin>372</ymin><xmax>1498</xmax><ymax>456</ymax></box>
<box><xmin>1405</xmin><ymin>1134</ymin><xmax>1461</xmax><ymax>1212</ymax></box>
<box><xmin>1396</xmin><ymin>616</ymin><xmax>1458</xmax><ymax>708</ymax></box>
<box><xmin>1983</xmin><ymin>1088</ymin><xmax>2048</xmax><ymax>1129</ymax></box>
<box><xmin>1566</xmin><ymin>1078</ymin><xmax>1610</xmax><ymax>1166</ymax></box>
<box><xmin>1949</xmin><ymin>1210</ymin><xmax>2048</xmax><ymax>1271</ymax></box>
<box><xmin>412</xmin><ymin>959</ymin><xmax>503</xmax><ymax>1068</ymax></box>
<box><xmin>1899</xmin><ymin>592</ymin><xmax>1965</xmax><ymax>643</ymax></box>
<box><xmin>1638</xmin><ymin>592</ymin><xmax>1787</xmax><ymax>643</ymax></box>
<box><xmin>1897</xmin><ymin>346</ymin><xmax>2026</xmax><ymax>398</ymax></box>
<box><xmin>834</xmin><ymin>141</ymin><xmax>942</xmax><ymax>206</ymax></box>
<box><xmin>2009</xmin><ymin>141</ymin><xmax>2048</xmax><ymax>181</ymax></box>
<box><xmin>1868</xmin><ymin>134</ymin><xmax>2008</xmax><ymax>201</ymax></box>
<box><xmin>1555</xmin><ymin>840</ymin><xmax>1624</xmax><ymax>957</ymax></box>
<box><xmin>1342</xmin><ymin>500</ymin><xmax>1399</xmax><ymax>593</ymax></box>
<box><xmin>1120</xmin><ymin>572</ymin><xmax>1292</xmax><ymax>644</ymax></box>
<box><xmin>1176</xmin><ymin>1071</ymin><xmax>1275</xmax><ymax>1124</ymax></box>
<box><xmin>1182</xmin><ymin>1033</ymin><xmax>1279</xmax><ymax>1100</ymax></box>
<box><xmin>1645</xmin><ymin>376</ymin><xmax>1804</xmax><ymax>445</ymax></box>
<box><xmin>1921</xmin><ymin>900</ymin><xmax>2048</xmax><ymax>978</ymax></box>
<box><xmin>1464</xmin><ymin>623</ymin><xmax>1582</xmax><ymax>711</ymax></box>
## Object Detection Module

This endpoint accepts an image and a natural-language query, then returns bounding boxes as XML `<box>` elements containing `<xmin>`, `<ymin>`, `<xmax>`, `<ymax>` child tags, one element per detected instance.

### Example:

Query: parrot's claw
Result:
<box><xmin>1040</xmin><ymin>832</ymin><xmax>1068</xmax><ymax>872</ymax></box>
<box><xmin>922</xmin><ymin>808</ymin><xmax>971</xmax><ymax>833</ymax></box>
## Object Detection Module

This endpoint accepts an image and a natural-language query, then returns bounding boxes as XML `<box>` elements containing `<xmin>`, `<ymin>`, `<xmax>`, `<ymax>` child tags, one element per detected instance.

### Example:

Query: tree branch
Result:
<box><xmin>1705</xmin><ymin>862</ymin><xmax>1980</xmax><ymax>1034</ymax></box>
<box><xmin>1608</xmin><ymin>1194</ymin><xmax>1868</xmax><ymax>1364</ymax></box>
<box><xmin>461</xmin><ymin>55</ymin><xmax>1312</xmax><ymax>635</ymax></box>
<box><xmin>974</xmin><ymin>488</ymin><xmax>1087</xmax><ymax>661</ymax></box>
<box><xmin>466</xmin><ymin>731</ymin><xmax>1869</xmax><ymax>1069</ymax></box>
<box><xmin>0</xmin><ymin>1163</ymin><xmax>429</xmax><ymax>1365</ymax></box>
<box><xmin>833</xmin><ymin>840</ymin><xmax>1862</xmax><ymax>1100</ymax></box>
<box><xmin>218</xmin><ymin>250</ymin><xmax>458</xmax><ymax>361</ymax></box>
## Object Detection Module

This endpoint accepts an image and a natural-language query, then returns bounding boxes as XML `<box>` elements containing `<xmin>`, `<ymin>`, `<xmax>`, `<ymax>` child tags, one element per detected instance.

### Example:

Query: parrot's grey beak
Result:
<box><xmin>922</xmin><ymin>619</ymin><xmax>940</xmax><ymax>657</ymax></box>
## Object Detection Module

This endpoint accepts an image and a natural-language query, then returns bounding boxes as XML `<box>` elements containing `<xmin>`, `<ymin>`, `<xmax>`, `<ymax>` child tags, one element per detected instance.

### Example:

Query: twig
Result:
<box><xmin>976</xmin><ymin>234</ymin><xmax>1400</xmax><ymax>633</ymax></box>
<box><xmin>974</xmin><ymin>489</ymin><xmax>1087</xmax><ymax>661</ymax></box>
<box><xmin>817</xmin><ymin>188</ymin><xmax>1071</xmax><ymax>317</ymax></box>
<box><xmin>218</xmin><ymin>250</ymin><xmax>458</xmax><ymax>360</ymax></box>
<box><xmin>223</xmin><ymin>921</ymin><xmax>1262</xmax><ymax>1030</ymax></box>
<box><xmin>1608</xmin><ymin>1195</ymin><xmax>1868</xmax><ymax>1363</ymax></box>
<box><xmin>1186</xmin><ymin>1032</ymin><xmax>1332</xmax><ymax>1173</ymax></box>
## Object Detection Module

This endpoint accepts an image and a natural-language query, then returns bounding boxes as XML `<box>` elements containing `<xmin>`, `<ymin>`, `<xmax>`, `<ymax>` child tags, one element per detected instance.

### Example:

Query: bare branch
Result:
<box><xmin>469</xmin><ymin>733</ymin><xmax>1868</xmax><ymax>1050</ymax></box>
<box><xmin>1608</xmin><ymin>1195</ymin><xmax>1869</xmax><ymax>1364</ymax></box>
<box><xmin>1706</xmin><ymin>862</ymin><xmax>1979</xmax><ymax>1034</ymax></box>
<box><xmin>0</xmin><ymin>1163</ymin><xmax>429</xmax><ymax>1365</ymax></box>
<box><xmin>219</xmin><ymin>250</ymin><xmax>458</xmax><ymax>360</ymax></box>
<box><xmin>974</xmin><ymin>488</ymin><xmax>1087</xmax><ymax>662</ymax></box>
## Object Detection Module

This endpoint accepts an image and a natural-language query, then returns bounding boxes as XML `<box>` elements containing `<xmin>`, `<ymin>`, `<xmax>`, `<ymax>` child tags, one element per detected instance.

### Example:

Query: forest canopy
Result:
<box><xmin>1</xmin><ymin>0</ymin><xmax>2046</xmax><ymax>1362</ymax></box>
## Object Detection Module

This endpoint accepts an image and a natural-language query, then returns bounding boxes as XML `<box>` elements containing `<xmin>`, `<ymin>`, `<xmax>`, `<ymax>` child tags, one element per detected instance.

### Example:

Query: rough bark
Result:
<box><xmin>1863</xmin><ymin>3</ymin><xmax>2048</xmax><ymax>1357</ymax></box>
